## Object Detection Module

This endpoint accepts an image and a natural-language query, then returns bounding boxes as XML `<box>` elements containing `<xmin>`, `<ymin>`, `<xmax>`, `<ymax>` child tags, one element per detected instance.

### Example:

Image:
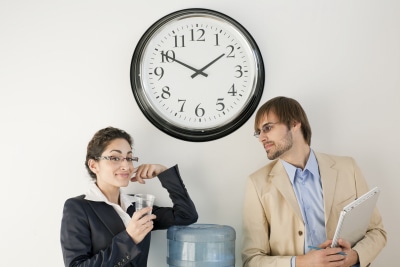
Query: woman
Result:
<box><xmin>60</xmin><ymin>127</ymin><xmax>198</xmax><ymax>266</ymax></box>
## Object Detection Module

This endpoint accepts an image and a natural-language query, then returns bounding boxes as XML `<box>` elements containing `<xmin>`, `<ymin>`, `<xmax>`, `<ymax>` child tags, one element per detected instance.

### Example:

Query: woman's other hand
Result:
<box><xmin>131</xmin><ymin>164</ymin><xmax>167</xmax><ymax>184</ymax></box>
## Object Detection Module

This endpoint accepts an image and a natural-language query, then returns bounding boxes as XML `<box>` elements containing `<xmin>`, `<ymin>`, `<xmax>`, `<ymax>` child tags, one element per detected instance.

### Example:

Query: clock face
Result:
<box><xmin>131</xmin><ymin>8</ymin><xmax>264</xmax><ymax>142</ymax></box>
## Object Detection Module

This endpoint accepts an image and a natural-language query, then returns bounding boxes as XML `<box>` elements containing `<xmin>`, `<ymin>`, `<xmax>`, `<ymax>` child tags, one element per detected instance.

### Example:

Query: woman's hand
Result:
<box><xmin>131</xmin><ymin>164</ymin><xmax>167</xmax><ymax>184</ymax></box>
<box><xmin>126</xmin><ymin>207</ymin><xmax>156</xmax><ymax>244</ymax></box>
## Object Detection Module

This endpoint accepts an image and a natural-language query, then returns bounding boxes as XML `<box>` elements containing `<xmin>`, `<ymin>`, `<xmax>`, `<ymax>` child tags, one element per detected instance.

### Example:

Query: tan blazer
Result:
<box><xmin>242</xmin><ymin>152</ymin><xmax>386</xmax><ymax>267</ymax></box>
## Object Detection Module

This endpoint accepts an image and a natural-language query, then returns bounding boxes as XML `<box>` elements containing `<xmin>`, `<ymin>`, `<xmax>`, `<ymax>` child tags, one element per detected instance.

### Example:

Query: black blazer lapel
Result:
<box><xmin>87</xmin><ymin>201</ymin><xmax>126</xmax><ymax>236</ymax></box>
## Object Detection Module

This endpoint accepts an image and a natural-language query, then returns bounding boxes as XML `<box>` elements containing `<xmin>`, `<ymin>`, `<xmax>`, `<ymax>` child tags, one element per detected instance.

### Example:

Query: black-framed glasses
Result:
<box><xmin>253</xmin><ymin>122</ymin><xmax>280</xmax><ymax>138</ymax></box>
<box><xmin>95</xmin><ymin>156</ymin><xmax>139</xmax><ymax>163</ymax></box>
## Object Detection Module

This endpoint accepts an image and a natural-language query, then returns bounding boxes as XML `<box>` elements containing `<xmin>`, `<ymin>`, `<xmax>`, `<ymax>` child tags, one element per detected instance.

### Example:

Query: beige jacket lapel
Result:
<box><xmin>314</xmin><ymin>152</ymin><xmax>338</xmax><ymax>225</ymax></box>
<box><xmin>270</xmin><ymin>160</ymin><xmax>303</xmax><ymax>221</ymax></box>
<box><xmin>270</xmin><ymin>152</ymin><xmax>340</xmax><ymax>225</ymax></box>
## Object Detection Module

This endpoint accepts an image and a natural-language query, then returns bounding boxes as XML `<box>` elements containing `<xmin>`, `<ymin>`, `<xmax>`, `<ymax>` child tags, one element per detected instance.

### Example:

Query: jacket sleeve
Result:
<box><xmin>152</xmin><ymin>164</ymin><xmax>198</xmax><ymax>229</ymax></box>
<box><xmin>60</xmin><ymin>197</ymin><xmax>141</xmax><ymax>267</ymax></box>
<box><xmin>350</xmin><ymin>158</ymin><xmax>387</xmax><ymax>267</ymax></box>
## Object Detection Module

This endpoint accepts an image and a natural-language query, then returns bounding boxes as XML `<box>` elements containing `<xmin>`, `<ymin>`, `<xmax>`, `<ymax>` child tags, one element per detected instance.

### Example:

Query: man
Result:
<box><xmin>242</xmin><ymin>96</ymin><xmax>386</xmax><ymax>267</ymax></box>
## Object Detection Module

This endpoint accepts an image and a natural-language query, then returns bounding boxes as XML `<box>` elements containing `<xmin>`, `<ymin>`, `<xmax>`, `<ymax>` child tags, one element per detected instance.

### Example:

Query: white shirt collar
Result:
<box><xmin>84</xmin><ymin>182</ymin><xmax>137</xmax><ymax>212</ymax></box>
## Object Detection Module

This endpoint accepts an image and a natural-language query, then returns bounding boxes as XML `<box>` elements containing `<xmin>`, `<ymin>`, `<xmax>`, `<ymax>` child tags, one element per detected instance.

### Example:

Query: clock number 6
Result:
<box><xmin>195</xmin><ymin>104</ymin><xmax>205</xmax><ymax>117</ymax></box>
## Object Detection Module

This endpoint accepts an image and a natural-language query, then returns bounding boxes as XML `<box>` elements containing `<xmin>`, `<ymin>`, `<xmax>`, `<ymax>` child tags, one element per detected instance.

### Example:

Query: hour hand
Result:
<box><xmin>163</xmin><ymin>53</ymin><xmax>208</xmax><ymax>78</ymax></box>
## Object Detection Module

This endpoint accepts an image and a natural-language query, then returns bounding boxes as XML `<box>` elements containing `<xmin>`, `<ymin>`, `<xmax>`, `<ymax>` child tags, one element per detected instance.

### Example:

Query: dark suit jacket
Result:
<box><xmin>61</xmin><ymin>165</ymin><xmax>198</xmax><ymax>267</ymax></box>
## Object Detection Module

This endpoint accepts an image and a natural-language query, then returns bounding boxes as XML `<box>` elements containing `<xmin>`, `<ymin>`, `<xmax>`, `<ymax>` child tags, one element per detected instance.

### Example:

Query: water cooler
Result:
<box><xmin>167</xmin><ymin>224</ymin><xmax>236</xmax><ymax>267</ymax></box>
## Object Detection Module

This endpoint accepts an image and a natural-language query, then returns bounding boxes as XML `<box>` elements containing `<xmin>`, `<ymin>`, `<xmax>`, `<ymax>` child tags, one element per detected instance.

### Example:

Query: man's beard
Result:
<box><xmin>266</xmin><ymin>131</ymin><xmax>293</xmax><ymax>160</ymax></box>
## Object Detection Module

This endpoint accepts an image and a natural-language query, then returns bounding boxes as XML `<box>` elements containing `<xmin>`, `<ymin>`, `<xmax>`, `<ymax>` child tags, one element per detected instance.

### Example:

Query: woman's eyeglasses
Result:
<box><xmin>95</xmin><ymin>156</ymin><xmax>139</xmax><ymax>163</ymax></box>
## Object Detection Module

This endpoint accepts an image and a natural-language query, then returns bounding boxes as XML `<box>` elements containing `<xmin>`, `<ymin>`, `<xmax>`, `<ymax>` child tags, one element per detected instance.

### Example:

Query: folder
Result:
<box><xmin>331</xmin><ymin>186</ymin><xmax>380</xmax><ymax>248</ymax></box>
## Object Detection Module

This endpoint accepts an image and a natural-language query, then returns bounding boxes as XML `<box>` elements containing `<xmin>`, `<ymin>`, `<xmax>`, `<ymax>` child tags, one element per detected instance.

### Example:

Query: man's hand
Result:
<box><xmin>296</xmin><ymin>240</ymin><xmax>347</xmax><ymax>267</ymax></box>
<box><xmin>337</xmin><ymin>238</ymin><xmax>359</xmax><ymax>266</ymax></box>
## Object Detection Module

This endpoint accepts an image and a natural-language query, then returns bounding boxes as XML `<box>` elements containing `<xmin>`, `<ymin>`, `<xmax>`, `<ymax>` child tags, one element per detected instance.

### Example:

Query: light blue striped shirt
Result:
<box><xmin>282</xmin><ymin>150</ymin><xmax>325</xmax><ymax>266</ymax></box>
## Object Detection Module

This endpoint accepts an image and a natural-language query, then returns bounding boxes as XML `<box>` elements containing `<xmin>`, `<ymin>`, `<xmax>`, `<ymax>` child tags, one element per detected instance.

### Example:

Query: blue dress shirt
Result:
<box><xmin>283</xmin><ymin>150</ymin><xmax>359</xmax><ymax>267</ymax></box>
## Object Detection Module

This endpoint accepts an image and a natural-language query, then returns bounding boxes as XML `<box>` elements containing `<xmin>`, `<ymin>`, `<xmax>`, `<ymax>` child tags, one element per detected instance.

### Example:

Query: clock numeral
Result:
<box><xmin>190</xmin><ymin>29</ymin><xmax>206</xmax><ymax>42</ymax></box>
<box><xmin>234</xmin><ymin>65</ymin><xmax>243</xmax><ymax>78</ymax></box>
<box><xmin>226</xmin><ymin>45</ymin><xmax>235</xmax><ymax>58</ymax></box>
<box><xmin>161</xmin><ymin>86</ymin><xmax>171</xmax><ymax>99</ymax></box>
<box><xmin>214</xmin><ymin>34</ymin><xmax>220</xmax><ymax>46</ymax></box>
<box><xmin>216</xmin><ymin>98</ymin><xmax>225</xmax><ymax>111</ymax></box>
<box><xmin>154</xmin><ymin>67</ymin><xmax>164</xmax><ymax>80</ymax></box>
<box><xmin>161</xmin><ymin>50</ymin><xmax>175</xmax><ymax>63</ymax></box>
<box><xmin>228</xmin><ymin>84</ymin><xmax>237</xmax><ymax>96</ymax></box>
<box><xmin>178</xmin><ymin>99</ymin><xmax>186</xmax><ymax>112</ymax></box>
<box><xmin>173</xmin><ymin>35</ymin><xmax>185</xmax><ymax>48</ymax></box>
<box><xmin>195</xmin><ymin>104</ymin><xmax>205</xmax><ymax>117</ymax></box>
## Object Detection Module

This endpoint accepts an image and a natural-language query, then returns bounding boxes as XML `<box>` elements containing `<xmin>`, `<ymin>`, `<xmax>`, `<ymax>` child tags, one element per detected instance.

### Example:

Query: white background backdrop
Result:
<box><xmin>0</xmin><ymin>0</ymin><xmax>399</xmax><ymax>266</ymax></box>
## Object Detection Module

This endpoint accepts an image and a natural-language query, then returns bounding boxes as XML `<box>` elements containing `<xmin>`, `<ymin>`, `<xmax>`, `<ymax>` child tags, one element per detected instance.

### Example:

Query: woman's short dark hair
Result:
<box><xmin>254</xmin><ymin>96</ymin><xmax>312</xmax><ymax>145</ymax></box>
<box><xmin>85</xmin><ymin>127</ymin><xmax>133</xmax><ymax>179</ymax></box>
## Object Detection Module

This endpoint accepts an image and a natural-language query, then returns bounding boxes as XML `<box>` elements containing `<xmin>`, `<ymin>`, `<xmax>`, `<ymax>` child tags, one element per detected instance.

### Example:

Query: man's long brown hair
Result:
<box><xmin>254</xmin><ymin>96</ymin><xmax>312</xmax><ymax>145</ymax></box>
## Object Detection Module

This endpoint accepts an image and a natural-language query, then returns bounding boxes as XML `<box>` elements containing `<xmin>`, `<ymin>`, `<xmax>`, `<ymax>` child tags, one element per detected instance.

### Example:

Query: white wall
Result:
<box><xmin>1</xmin><ymin>0</ymin><xmax>399</xmax><ymax>266</ymax></box>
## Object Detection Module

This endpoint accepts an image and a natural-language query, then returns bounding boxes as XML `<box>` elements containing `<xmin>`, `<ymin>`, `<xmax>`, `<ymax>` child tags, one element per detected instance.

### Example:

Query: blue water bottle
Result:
<box><xmin>167</xmin><ymin>224</ymin><xmax>236</xmax><ymax>267</ymax></box>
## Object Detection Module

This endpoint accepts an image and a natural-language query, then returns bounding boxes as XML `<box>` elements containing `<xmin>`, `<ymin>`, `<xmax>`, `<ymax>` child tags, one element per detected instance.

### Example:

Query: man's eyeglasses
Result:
<box><xmin>95</xmin><ymin>156</ymin><xmax>139</xmax><ymax>163</ymax></box>
<box><xmin>253</xmin><ymin>122</ymin><xmax>280</xmax><ymax>138</ymax></box>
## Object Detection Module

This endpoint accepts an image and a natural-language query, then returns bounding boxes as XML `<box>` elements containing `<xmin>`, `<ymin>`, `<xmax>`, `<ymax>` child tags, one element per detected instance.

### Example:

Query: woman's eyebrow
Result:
<box><xmin>109</xmin><ymin>149</ymin><xmax>132</xmax><ymax>154</ymax></box>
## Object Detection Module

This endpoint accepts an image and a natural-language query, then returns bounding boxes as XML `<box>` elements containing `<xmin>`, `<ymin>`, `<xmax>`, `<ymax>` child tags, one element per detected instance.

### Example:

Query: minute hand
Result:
<box><xmin>164</xmin><ymin>54</ymin><xmax>208</xmax><ymax>77</ymax></box>
<box><xmin>191</xmin><ymin>53</ymin><xmax>225</xmax><ymax>78</ymax></box>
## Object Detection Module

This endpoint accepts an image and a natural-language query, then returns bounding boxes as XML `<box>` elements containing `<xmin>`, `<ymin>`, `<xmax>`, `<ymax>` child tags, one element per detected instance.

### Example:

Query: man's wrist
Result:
<box><xmin>349</xmin><ymin>248</ymin><xmax>360</xmax><ymax>266</ymax></box>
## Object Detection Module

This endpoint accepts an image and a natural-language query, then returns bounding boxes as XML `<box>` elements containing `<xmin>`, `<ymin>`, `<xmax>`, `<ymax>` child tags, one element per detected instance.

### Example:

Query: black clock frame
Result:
<box><xmin>130</xmin><ymin>8</ymin><xmax>265</xmax><ymax>142</ymax></box>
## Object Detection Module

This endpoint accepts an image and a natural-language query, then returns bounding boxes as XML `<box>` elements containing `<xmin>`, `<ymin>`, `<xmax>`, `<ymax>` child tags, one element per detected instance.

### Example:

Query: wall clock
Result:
<box><xmin>130</xmin><ymin>8</ymin><xmax>265</xmax><ymax>142</ymax></box>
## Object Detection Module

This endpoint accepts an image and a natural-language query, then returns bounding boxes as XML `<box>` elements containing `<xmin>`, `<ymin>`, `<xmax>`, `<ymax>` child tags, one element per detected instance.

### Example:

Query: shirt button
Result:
<box><xmin>298</xmin><ymin>231</ymin><xmax>303</xmax><ymax>236</ymax></box>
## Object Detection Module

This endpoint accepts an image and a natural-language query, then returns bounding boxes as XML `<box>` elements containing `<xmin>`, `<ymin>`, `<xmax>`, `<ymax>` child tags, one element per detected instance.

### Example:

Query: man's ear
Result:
<box><xmin>292</xmin><ymin>120</ymin><xmax>301</xmax><ymax>131</ymax></box>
